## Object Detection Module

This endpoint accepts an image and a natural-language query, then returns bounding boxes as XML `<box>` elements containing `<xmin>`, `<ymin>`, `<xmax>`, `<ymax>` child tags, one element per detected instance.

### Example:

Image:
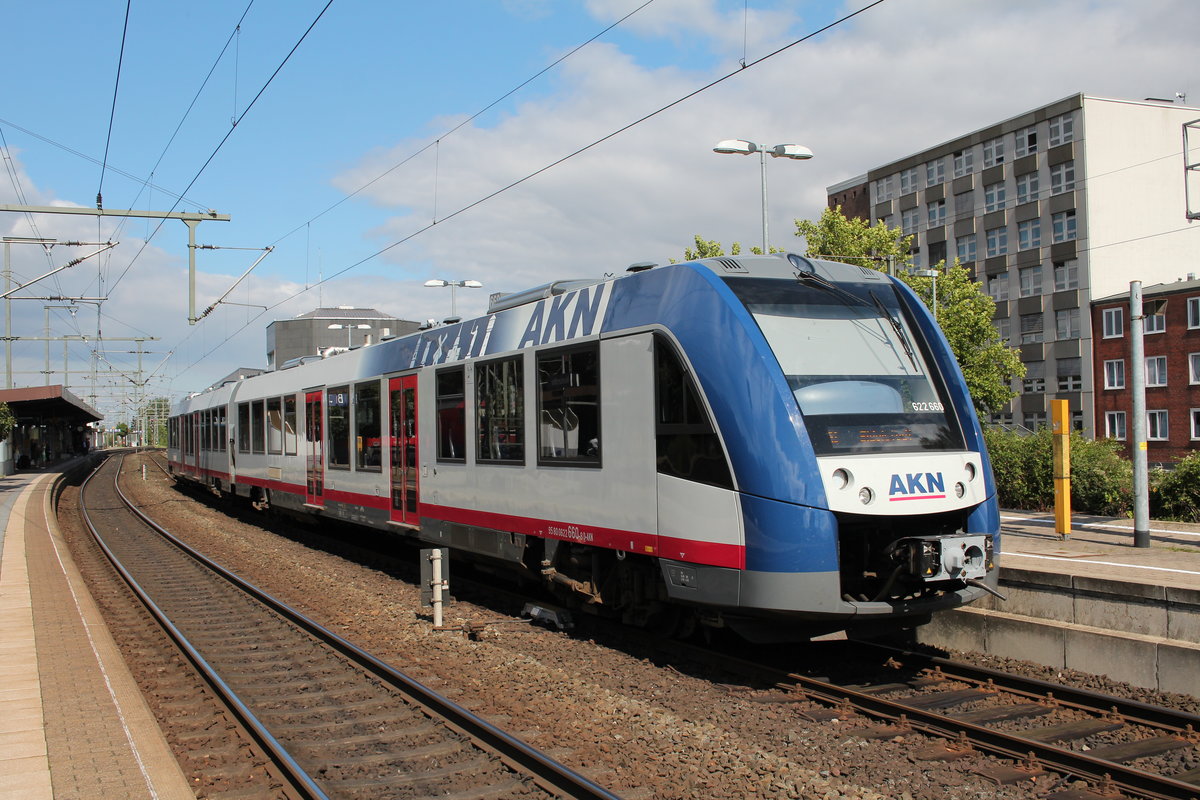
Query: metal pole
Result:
<box><xmin>43</xmin><ymin>306</ymin><xmax>49</xmax><ymax>385</ymax></box>
<box><xmin>1130</xmin><ymin>281</ymin><xmax>1150</xmax><ymax>548</ymax></box>
<box><xmin>759</xmin><ymin>148</ymin><xmax>769</xmax><ymax>254</ymax></box>
<box><xmin>4</xmin><ymin>241</ymin><xmax>11</xmax><ymax>389</ymax></box>
<box><xmin>431</xmin><ymin>548</ymin><xmax>445</xmax><ymax>628</ymax></box>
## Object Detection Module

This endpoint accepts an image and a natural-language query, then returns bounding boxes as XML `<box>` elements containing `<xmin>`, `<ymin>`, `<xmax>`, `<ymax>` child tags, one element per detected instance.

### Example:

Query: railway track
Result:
<box><xmin>677</xmin><ymin>639</ymin><xmax>1200</xmax><ymax>800</ymax></box>
<box><xmin>81</xmin><ymin>454</ymin><xmax>621</xmax><ymax>800</ymax></box>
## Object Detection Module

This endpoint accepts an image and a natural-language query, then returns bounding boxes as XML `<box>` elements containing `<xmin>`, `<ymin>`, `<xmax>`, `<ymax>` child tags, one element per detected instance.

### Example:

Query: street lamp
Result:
<box><xmin>424</xmin><ymin>279</ymin><xmax>483</xmax><ymax>318</ymax></box>
<box><xmin>327</xmin><ymin>322</ymin><xmax>371</xmax><ymax>348</ymax></box>
<box><xmin>713</xmin><ymin>140</ymin><xmax>813</xmax><ymax>254</ymax></box>
<box><xmin>911</xmin><ymin>268</ymin><xmax>939</xmax><ymax>316</ymax></box>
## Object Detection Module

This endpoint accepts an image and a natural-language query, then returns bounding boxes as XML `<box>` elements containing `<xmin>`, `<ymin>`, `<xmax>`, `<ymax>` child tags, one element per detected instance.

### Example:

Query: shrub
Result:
<box><xmin>982</xmin><ymin>428</ymin><xmax>1132</xmax><ymax>516</ymax></box>
<box><xmin>1152</xmin><ymin>450</ymin><xmax>1200</xmax><ymax>521</ymax></box>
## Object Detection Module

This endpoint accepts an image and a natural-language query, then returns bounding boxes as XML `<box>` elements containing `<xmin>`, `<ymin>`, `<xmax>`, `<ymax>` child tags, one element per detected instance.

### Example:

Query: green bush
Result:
<box><xmin>1152</xmin><ymin>450</ymin><xmax>1200</xmax><ymax>521</ymax></box>
<box><xmin>982</xmin><ymin>428</ymin><xmax>1132</xmax><ymax>516</ymax></box>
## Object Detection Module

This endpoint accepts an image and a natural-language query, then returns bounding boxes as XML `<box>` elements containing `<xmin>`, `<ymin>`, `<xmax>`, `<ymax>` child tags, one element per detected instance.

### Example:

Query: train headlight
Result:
<box><xmin>965</xmin><ymin>461</ymin><xmax>977</xmax><ymax>482</ymax></box>
<box><xmin>954</xmin><ymin>482</ymin><xmax>965</xmax><ymax>498</ymax></box>
<box><xmin>858</xmin><ymin>486</ymin><xmax>874</xmax><ymax>504</ymax></box>
<box><xmin>832</xmin><ymin>468</ymin><xmax>850</xmax><ymax>490</ymax></box>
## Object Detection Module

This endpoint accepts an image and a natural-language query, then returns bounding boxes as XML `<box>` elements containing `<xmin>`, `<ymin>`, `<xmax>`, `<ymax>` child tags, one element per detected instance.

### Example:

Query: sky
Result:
<box><xmin>1</xmin><ymin>0</ymin><xmax>1197</xmax><ymax>419</ymax></box>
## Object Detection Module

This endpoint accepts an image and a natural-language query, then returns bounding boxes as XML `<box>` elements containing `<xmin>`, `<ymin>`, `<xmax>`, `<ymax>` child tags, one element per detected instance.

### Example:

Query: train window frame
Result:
<box><xmin>476</xmin><ymin>355</ymin><xmax>525</xmax><ymax>465</ymax></box>
<box><xmin>219</xmin><ymin>406</ymin><xmax>228</xmax><ymax>452</ymax></box>
<box><xmin>536</xmin><ymin>343</ymin><xmax>601</xmax><ymax>468</ymax></box>
<box><xmin>354</xmin><ymin>380</ymin><xmax>383</xmax><ymax>472</ymax></box>
<box><xmin>653</xmin><ymin>334</ymin><xmax>733</xmax><ymax>490</ymax></box>
<box><xmin>237</xmin><ymin>402</ymin><xmax>251</xmax><ymax>453</ymax></box>
<box><xmin>266</xmin><ymin>397</ymin><xmax>284</xmax><ymax>454</ymax></box>
<box><xmin>251</xmin><ymin>399</ymin><xmax>266</xmax><ymax>454</ymax></box>
<box><xmin>283</xmin><ymin>395</ymin><xmax>298</xmax><ymax>455</ymax></box>
<box><xmin>327</xmin><ymin>385</ymin><xmax>351</xmax><ymax>470</ymax></box>
<box><xmin>435</xmin><ymin>367</ymin><xmax>467</xmax><ymax>463</ymax></box>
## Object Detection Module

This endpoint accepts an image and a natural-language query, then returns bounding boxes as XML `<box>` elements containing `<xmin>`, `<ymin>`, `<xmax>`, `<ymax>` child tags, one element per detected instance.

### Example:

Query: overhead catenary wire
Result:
<box><xmin>97</xmin><ymin>0</ymin><xmax>132</xmax><ymax>211</ymax></box>
<box><xmin>169</xmin><ymin>0</ymin><xmax>893</xmax><ymax>385</ymax></box>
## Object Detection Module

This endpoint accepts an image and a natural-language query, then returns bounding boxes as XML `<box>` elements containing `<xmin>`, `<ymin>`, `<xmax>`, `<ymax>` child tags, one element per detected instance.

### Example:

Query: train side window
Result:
<box><xmin>283</xmin><ymin>396</ymin><xmax>298</xmax><ymax>455</ymax></box>
<box><xmin>435</xmin><ymin>368</ymin><xmax>466</xmax><ymax>462</ymax></box>
<box><xmin>327</xmin><ymin>386</ymin><xmax>351</xmax><ymax>469</ymax></box>
<box><xmin>654</xmin><ymin>335</ymin><xmax>733</xmax><ymax>489</ymax></box>
<box><xmin>251</xmin><ymin>400</ymin><xmax>266</xmax><ymax>454</ymax></box>
<box><xmin>476</xmin><ymin>356</ymin><xmax>524</xmax><ymax>464</ymax></box>
<box><xmin>237</xmin><ymin>402</ymin><xmax>251</xmax><ymax>453</ymax></box>
<box><xmin>537</xmin><ymin>344</ymin><xmax>600</xmax><ymax>466</ymax></box>
<box><xmin>355</xmin><ymin>380</ymin><xmax>382</xmax><ymax>471</ymax></box>
<box><xmin>219</xmin><ymin>407</ymin><xmax>227</xmax><ymax>451</ymax></box>
<box><xmin>266</xmin><ymin>397</ymin><xmax>284</xmax><ymax>454</ymax></box>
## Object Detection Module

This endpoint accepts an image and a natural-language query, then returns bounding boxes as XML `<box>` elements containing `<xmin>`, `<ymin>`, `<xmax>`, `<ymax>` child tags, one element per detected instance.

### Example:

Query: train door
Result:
<box><xmin>388</xmin><ymin>375</ymin><xmax>419</xmax><ymax>525</ymax></box>
<box><xmin>191</xmin><ymin>411</ymin><xmax>201</xmax><ymax>473</ymax></box>
<box><xmin>305</xmin><ymin>390</ymin><xmax>324</xmax><ymax>506</ymax></box>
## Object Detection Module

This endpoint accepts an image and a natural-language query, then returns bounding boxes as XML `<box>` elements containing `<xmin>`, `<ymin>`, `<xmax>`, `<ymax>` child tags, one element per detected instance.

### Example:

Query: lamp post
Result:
<box><xmin>424</xmin><ymin>279</ymin><xmax>482</xmax><ymax>318</ymax></box>
<box><xmin>327</xmin><ymin>322</ymin><xmax>371</xmax><ymax>348</ymax></box>
<box><xmin>911</xmin><ymin>267</ymin><xmax>939</xmax><ymax>316</ymax></box>
<box><xmin>713</xmin><ymin>140</ymin><xmax>813</xmax><ymax>253</ymax></box>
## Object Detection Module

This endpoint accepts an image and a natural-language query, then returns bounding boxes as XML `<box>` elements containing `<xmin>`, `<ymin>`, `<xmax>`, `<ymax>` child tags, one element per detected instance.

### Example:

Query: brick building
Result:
<box><xmin>1091</xmin><ymin>277</ymin><xmax>1200</xmax><ymax>466</ymax></box>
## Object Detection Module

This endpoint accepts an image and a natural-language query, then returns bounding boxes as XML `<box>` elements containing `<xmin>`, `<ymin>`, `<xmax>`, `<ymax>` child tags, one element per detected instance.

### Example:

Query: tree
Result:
<box><xmin>795</xmin><ymin>206</ymin><xmax>1024</xmax><ymax>416</ymax></box>
<box><xmin>676</xmin><ymin>235</ymin><xmax>782</xmax><ymax>263</ymax></box>
<box><xmin>0</xmin><ymin>402</ymin><xmax>14</xmax><ymax>442</ymax></box>
<box><xmin>115</xmin><ymin>422</ymin><xmax>130</xmax><ymax>441</ymax></box>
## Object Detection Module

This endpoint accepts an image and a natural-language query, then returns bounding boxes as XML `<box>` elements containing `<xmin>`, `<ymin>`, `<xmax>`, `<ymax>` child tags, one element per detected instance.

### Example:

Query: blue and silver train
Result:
<box><xmin>168</xmin><ymin>253</ymin><xmax>1000</xmax><ymax>641</ymax></box>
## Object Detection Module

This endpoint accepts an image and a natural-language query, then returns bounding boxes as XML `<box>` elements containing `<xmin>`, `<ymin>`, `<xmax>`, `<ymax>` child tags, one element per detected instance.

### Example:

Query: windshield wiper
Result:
<box><xmin>794</xmin><ymin>270</ymin><xmax>872</xmax><ymax>308</ymax></box>
<box><xmin>870</xmin><ymin>290</ymin><xmax>918</xmax><ymax>370</ymax></box>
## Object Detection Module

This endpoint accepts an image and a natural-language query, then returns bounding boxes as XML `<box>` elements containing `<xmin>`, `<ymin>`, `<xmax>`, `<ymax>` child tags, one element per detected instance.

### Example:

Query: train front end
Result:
<box><xmin>666</xmin><ymin>255</ymin><xmax>1000</xmax><ymax>640</ymax></box>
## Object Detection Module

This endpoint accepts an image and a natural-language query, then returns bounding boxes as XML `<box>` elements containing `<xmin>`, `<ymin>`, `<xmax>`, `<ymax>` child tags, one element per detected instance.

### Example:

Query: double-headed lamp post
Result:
<box><xmin>424</xmin><ymin>278</ymin><xmax>482</xmax><ymax>318</ymax></box>
<box><xmin>327</xmin><ymin>322</ymin><xmax>371</xmax><ymax>348</ymax></box>
<box><xmin>713</xmin><ymin>140</ymin><xmax>813</xmax><ymax>254</ymax></box>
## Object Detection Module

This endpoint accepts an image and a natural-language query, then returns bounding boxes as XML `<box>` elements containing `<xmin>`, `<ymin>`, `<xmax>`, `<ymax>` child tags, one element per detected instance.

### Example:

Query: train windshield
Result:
<box><xmin>725</xmin><ymin>276</ymin><xmax>964</xmax><ymax>455</ymax></box>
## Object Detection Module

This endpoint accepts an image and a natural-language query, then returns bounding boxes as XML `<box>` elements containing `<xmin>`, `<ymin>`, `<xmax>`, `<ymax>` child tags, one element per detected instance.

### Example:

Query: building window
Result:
<box><xmin>1023</xmin><ymin>412</ymin><xmax>1047</xmax><ymax>430</ymax></box>
<box><xmin>928</xmin><ymin>240</ymin><xmax>947</xmax><ymax>266</ymax></box>
<box><xmin>266</xmin><ymin>396</ymin><xmax>283</xmax><ymax>455</ymax></box>
<box><xmin>1190</xmin><ymin>352</ymin><xmax>1200</xmax><ymax>384</ymax></box>
<box><xmin>1102</xmin><ymin>307</ymin><xmax>1123</xmax><ymax>338</ymax></box>
<box><xmin>1104</xmin><ymin>359</ymin><xmax>1125</xmax><ymax>389</ymax></box>
<box><xmin>1017</xmin><ymin>218</ymin><xmax>1041</xmax><ymax>251</ymax></box>
<box><xmin>1147</xmin><ymin>409</ymin><xmax>1168</xmax><ymax>441</ymax></box>
<box><xmin>1050</xmin><ymin>161</ymin><xmax>1075</xmax><ymax>194</ymax></box>
<box><xmin>874</xmin><ymin>175</ymin><xmax>894</xmax><ymax>202</ymax></box>
<box><xmin>1022</xmin><ymin>360</ymin><xmax>1045</xmax><ymax>393</ymax></box>
<box><xmin>1188</xmin><ymin>297</ymin><xmax>1200</xmax><ymax>328</ymax></box>
<box><xmin>899</xmin><ymin>167</ymin><xmax>919</xmax><ymax>195</ymax></box>
<box><xmin>326</xmin><ymin>386</ymin><xmax>351</xmax><ymax>468</ymax></box>
<box><xmin>901</xmin><ymin>207</ymin><xmax>920</xmax><ymax>234</ymax></box>
<box><xmin>1192</xmin><ymin>409</ymin><xmax>1200</xmax><ymax>440</ymax></box>
<box><xmin>251</xmin><ymin>399</ymin><xmax>266</xmax><ymax>454</ymax></box>
<box><xmin>1057</xmin><ymin>357</ymin><xmax>1082</xmax><ymax>391</ymax></box>
<box><xmin>956</xmin><ymin>233</ymin><xmax>977</xmax><ymax>263</ymax></box>
<box><xmin>927</xmin><ymin>198</ymin><xmax>946</xmax><ymax>226</ymax></box>
<box><xmin>1053</xmin><ymin>259</ymin><xmax>1078</xmax><ymax>290</ymax></box>
<box><xmin>476</xmin><ymin>356</ymin><xmax>525</xmax><ymax>463</ymax></box>
<box><xmin>1145</xmin><ymin>308</ymin><xmax>1166</xmax><ymax>334</ymax></box>
<box><xmin>1051</xmin><ymin>210</ymin><xmax>1077</xmax><ymax>242</ymax></box>
<box><xmin>1072</xmin><ymin>411</ymin><xmax>1084</xmax><ymax>431</ymax></box>
<box><xmin>1015</xmin><ymin>172</ymin><xmax>1039</xmax><ymax>205</ymax></box>
<box><xmin>1055</xmin><ymin>307</ymin><xmax>1080</xmax><ymax>340</ymax></box>
<box><xmin>283</xmin><ymin>395</ymin><xmax>297</xmax><ymax>455</ymax></box>
<box><xmin>435</xmin><ymin>369</ymin><xmax>466</xmax><ymax>462</ymax></box>
<box><xmin>953</xmin><ymin>148</ymin><xmax>974</xmax><ymax>177</ymax></box>
<box><xmin>987</xmin><ymin>272</ymin><xmax>1009</xmax><ymax>301</ymax></box>
<box><xmin>1048</xmin><ymin>112</ymin><xmax>1075</xmax><ymax>147</ymax></box>
<box><xmin>996</xmin><ymin>316</ymin><xmax>1012</xmax><ymax>342</ymax></box>
<box><xmin>354</xmin><ymin>380</ymin><xmax>382</xmax><ymax>471</ymax></box>
<box><xmin>1018</xmin><ymin>265</ymin><xmax>1042</xmax><ymax>297</ymax></box>
<box><xmin>983</xmin><ymin>136</ymin><xmax>1006</xmax><ymax>167</ymax></box>
<box><xmin>909</xmin><ymin>250</ymin><xmax>922</xmax><ymax>270</ymax></box>
<box><xmin>986</xmin><ymin>226</ymin><xmax>1008</xmax><ymax>257</ymax></box>
<box><xmin>1146</xmin><ymin>355</ymin><xmax>1167</xmax><ymax>387</ymax></box>
<box><xmin>1105</xmin><ymin>411</ymin><xmax>1126</xmax><ymax>440</ymax></box>
<box><xmin>926</xmin><ymin>157</ymin><xmax>945</xmax><ymax>186</ymax></box>
<box><xmin>1014</xmin><ymin>125</ymin><xmax>1038</xmax><ymax>157</ymax></box>
<box><xmin>984</xmin><ymin>182</ymin><xmax>1006</xmax><ymax>213</ymax></box>
<box><xmin>1020</xmin><ymin>312</ymin><xmax>1044</xmax><ymax>343</ymax></box>
<box><xmin>538</xmin><ymin>345</ymin><xmax>601</xmax><ymax>465</ymax></box>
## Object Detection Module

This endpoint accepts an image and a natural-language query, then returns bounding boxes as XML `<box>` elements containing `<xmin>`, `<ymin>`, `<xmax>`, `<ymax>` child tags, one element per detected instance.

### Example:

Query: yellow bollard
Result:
<box><xmin>1051</xmin><ymin>399</ymin><xmax>1071</xmax><ymax>539</ymax></box>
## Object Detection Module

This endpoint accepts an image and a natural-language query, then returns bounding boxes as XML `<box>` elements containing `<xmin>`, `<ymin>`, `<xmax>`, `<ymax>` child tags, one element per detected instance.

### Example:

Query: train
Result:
<box><xmin>167</xmin><ymin>253</ymin><xmax>1001</xmax><ymax>642</ymax></box>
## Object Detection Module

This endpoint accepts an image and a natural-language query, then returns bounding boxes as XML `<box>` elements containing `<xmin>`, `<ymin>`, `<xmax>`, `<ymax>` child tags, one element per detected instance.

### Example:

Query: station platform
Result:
<box><xmin>918</xmin><ymin>509</ymin><xmax>1200</xmax><ymax>695</ymax></box>
<box><xmin>0</xmin><ymin>466</ymin><xmax>192</xmax><ymax>800</ymax></box>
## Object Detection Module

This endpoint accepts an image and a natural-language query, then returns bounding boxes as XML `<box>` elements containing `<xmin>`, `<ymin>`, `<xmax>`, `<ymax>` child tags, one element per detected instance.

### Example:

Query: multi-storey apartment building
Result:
<box><xmin>826</xmin><ymin>94</ymin><xmax>1200</xmax><ymax>435</ymax></box>
<box><xmin>1092</xmin><ymin>277</ymin><xmax>1200</xmax><ymax>465</ymax></box>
